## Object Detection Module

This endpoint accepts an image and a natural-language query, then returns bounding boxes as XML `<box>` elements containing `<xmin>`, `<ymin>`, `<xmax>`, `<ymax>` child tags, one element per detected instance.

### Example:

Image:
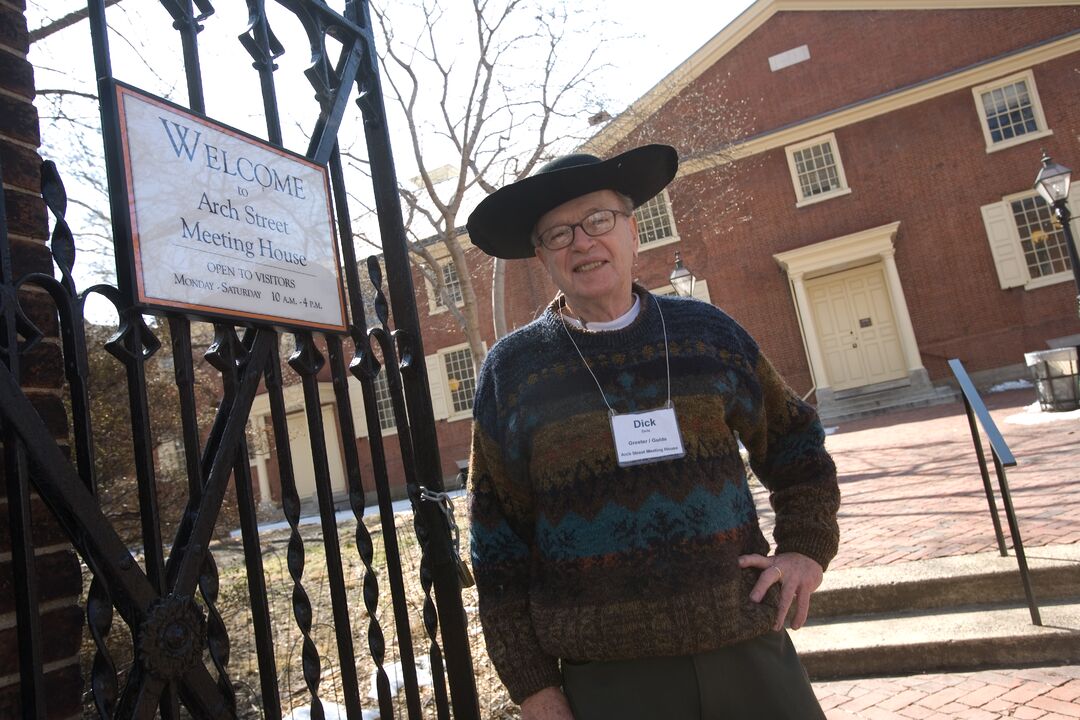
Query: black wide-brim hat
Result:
<box><xmin>466</xmin><ymin>144</ymin><xmax>679</xmax><ymax>259</ymax></box>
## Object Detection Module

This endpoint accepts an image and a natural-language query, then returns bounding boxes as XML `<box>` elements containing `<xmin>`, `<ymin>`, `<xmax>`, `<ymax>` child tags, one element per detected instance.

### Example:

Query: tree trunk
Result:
<box><xmin>447</xmin><ymin>240</ymin><xmax>487</xmax><ymax>373</ymax></box>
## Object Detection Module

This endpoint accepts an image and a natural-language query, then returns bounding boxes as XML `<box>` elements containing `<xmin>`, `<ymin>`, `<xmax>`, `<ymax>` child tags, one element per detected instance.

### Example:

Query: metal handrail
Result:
<box><xmin>948</xmin><ymin>358</ymin><xmax>1040</xmax><ymax>625</ymax></box>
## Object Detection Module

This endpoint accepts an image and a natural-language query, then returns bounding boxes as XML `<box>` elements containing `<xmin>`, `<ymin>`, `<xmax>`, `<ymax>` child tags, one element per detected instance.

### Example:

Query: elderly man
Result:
<box><xmin>464</xmin><ymin>144</ymin><xmax>840</xmax><ymax>720</ymax></box>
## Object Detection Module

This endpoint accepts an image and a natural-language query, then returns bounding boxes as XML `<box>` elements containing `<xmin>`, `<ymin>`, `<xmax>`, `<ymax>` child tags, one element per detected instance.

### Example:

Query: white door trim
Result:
<box><xmin>774</xmin><ymin>222</ymin><xmax>923</xmax><ymax>394</ymax></box>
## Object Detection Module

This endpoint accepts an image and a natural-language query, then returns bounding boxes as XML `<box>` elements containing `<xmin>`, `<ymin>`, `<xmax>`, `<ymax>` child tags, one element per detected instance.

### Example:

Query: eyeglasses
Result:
<box><xmin>534</xmin><ymin>209</ymin><xmax>629</xmax><ymax>251</ymax></box>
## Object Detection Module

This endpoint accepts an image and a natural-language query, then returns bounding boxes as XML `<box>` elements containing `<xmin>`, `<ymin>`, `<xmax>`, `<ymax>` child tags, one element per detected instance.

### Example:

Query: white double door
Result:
<box><xmin>807</xmin><ymin>264</ymin><xmax>907</xmax><ymax>391</ymax></box>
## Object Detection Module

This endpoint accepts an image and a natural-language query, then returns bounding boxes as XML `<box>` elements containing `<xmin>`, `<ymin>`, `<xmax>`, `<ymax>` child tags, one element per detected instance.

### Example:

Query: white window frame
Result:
<box><xmin>634</xmin><ymin>190</ymin><xmax>681</xmax><ymax>252</ymax></box>
<box><xmin>1006</xmin><ymin>190</ymin><xmax>1074</xmax><ymax>290</ymax></box>
<box><xmin>427</xmin><ymin>258</ymin><xmax>465</xmax><ymax>315</ymax></box>
<box><xmin>785</xmin><ymin>132</ymin><xmax>852</xmax><ymax>208</ymax></box>
<box><xmin>437</xmin><ymin>342</ymin><xmax>481</xmax><ymax>421</ymax></box>
<box><xmin>982</xmin><ymin>186</ymin><xmax>1078</xmax><ymax>292</ymax></box>
<box><xmin>371</xmin><ymin>368</ymin><xmax>399</xmax><ymax>435</ymax></box>
<box><xmin>972</xmin><ymin>70</ymin><xmax>1052</xmax><ymax>154</ymax></box>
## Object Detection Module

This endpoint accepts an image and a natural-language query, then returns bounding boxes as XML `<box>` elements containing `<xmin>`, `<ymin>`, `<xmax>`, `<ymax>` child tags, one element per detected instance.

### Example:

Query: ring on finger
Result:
<box><xmin>771</xmin><ymin>565</ymin><xmax>783</xmax><ymax>582</ymax></box>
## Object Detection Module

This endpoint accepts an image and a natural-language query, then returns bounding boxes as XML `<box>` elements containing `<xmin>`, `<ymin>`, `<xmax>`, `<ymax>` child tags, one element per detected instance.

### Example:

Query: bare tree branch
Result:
<box><xmin>362</xmin><ymin>0</ymin><xmax>645</xmax><ymax>358</ymax></box>
<box><xmin>36</xmin><ymin>88</ymin><xmax>99</xmax><ymax>102</ymax></box>
<box><xmin>29</xmin><ymin>0</ymin><xmax>124</xmax><ymax>43</ymax></box>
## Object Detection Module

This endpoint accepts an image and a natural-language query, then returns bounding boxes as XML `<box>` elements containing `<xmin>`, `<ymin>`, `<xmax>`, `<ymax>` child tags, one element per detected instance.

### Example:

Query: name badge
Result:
<box><xmin>609</xmin><ymin>404</ymin><xmax>686</xmax><ymax>467</ymax></box>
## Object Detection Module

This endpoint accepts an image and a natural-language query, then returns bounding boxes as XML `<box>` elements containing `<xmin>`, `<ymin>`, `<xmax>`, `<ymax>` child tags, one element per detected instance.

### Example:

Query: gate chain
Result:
<box><xmin>418</xmin><ymin>489</ymin><xmax>475</xmax><ymax>588</ymax></box>
<box><xmin>0</xmin><ymin>0</ymin><xmax>492</xmax><ymax>717</ymax></box>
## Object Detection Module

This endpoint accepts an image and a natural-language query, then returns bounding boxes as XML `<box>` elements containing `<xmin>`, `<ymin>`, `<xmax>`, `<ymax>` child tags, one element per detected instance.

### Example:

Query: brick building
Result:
<box><xmin>585</xmin><ymin>0</ymin><xmax>1080</xmax><ymax>420</ymax></box>
<box><xmin>251</xmin><ymin>0</ymin><xmax>1080</xmax><ymax>502</ymax></box>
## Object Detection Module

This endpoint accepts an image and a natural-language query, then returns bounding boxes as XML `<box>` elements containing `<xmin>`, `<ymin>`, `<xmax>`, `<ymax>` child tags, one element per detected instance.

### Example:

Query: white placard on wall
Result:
<box><xmin>114</xmin><ymin>82</ymin><xmax>347</xmax><ymax>331</ymax></box>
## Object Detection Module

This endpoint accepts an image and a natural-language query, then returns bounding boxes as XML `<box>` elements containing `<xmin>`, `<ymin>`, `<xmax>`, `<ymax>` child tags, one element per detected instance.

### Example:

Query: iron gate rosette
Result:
<box><xmin>138</xmin><ymin>595</ymin><xmax>207</xmax><ymax>681</ymax></box>
<box><xmin>0</xmin><ymin>0</ymin><xmax>481</xmax><ymax>715</ymax></box>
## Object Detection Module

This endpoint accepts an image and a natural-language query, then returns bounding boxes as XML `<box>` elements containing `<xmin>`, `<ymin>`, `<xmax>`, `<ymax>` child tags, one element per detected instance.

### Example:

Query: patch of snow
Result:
<box><xmin>988</xmin><ymin>379</ymin><xmax>1033</xmax><ymax>393</ymax></box>
<box><xmin>232</xmin><ymin>489</ymin><xmax>469</xmax><ymax>538</ymax></box>
<box><xmin>824</xmin><ymin>426</ymin><xmax>839</xmax><ymax>436</ymax></box>
<box><xmin>370</xmin><ymin>655</ymin><xmax>433</xmax><ymax>700</ymax></box>
<box><xmin>284</xmin><ymin>701</ymin><xmax>376</xmax><ymax>720</ymax></box>
<box><xmin>1005</xmin><ymin>401</ymin><xmax>1080</xmax><ymax>425</ymax></box>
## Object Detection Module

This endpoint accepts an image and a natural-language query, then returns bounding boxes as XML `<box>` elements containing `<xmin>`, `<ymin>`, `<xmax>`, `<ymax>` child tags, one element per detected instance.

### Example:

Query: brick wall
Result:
<box><xmin>651</xmin><ymin>57</ymin><xmax>1079</xmax><ymax>393</ymax></box>
<box><xmin>0</xmin><ymin>1</ymin><xmax>84</xmax><ymax>717</ymax></box>
<box><xmin>596</xmin><ymin>8</ymin><xmax>1080</xmax><ymax>395</ymax></box>
<box><xmin>624</xmin><ymin>7</ymin><xmax>1080</xmax><ymax>146</ymax></box>
<box><xmin>417</xmin><ymin>245</ymin><xmax>565</xmax><ymax>480</ymax></box>
<box><xmin>410</xmin><ymin>243</ymin><xmax>557</xmax><ymax>345</ymax></box>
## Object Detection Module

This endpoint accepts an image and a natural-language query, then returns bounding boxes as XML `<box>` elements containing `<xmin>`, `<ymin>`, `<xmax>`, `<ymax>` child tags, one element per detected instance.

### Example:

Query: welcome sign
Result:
<box><xmin>114</xmin><ymin>82</ymin><xmax>347</xmax><ymax>331</ymax></box>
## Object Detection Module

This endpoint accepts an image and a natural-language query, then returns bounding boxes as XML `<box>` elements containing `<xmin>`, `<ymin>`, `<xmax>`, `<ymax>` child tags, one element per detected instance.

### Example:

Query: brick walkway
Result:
<box><xmin>815</xmin><ymin>665</ymin><xmax>1080</xmax><ymax>719</ymax></box>
<box><xmin>825</xmin><ymin>388</ymin><xmax>1080</xmax><ymax>571</ymax></box>
<box><xmin>759</xmin><ymin>388</ymin><xmax>1080</xmax><ymax>718</ymax></box>
<box><xmin>755</xmin><ymin>388</ymin><xmax>1080</xmax><ymax>571</ymax></box>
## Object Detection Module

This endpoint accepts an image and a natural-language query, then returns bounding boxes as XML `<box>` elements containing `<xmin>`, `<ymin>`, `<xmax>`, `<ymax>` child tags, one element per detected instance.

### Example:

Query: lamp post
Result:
<box><xmin>669</xmin><ymin>251</ymin><xmax>696</xmax><ymax>297</ymax></box>
<box><xmin>1033</xmin><ymin>152</ymin><xmax>1080</xmax><ymax>318</ymax></box>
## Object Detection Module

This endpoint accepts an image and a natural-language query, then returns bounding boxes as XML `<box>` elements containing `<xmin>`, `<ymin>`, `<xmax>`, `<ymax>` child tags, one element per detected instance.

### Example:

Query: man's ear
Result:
<box><xmin>629</xmin><ymin>213</ymin><xmax>640</xmax><ymax>259</ymax></box>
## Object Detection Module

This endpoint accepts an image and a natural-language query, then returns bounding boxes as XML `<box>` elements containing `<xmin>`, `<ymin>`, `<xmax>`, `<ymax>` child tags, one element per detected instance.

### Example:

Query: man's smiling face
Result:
<box><xmin>533</xmin><ymin>189</ymin><xmax>639</xmax><ymax>322</ymax></box>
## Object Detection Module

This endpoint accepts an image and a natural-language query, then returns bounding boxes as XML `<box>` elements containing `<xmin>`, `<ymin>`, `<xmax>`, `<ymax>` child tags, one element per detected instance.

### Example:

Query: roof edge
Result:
<box><xmin>583</xmin><ymin>0</ymin><xmax>1080</xmax><ymax>156</ymax></box>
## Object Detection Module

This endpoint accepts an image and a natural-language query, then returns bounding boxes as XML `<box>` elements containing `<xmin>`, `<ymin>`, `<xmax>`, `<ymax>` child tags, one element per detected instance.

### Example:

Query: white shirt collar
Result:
<box><xmin>561</xmin><ymin>294</ymin><xmax>641</xmax><ymax>332</ymax></box>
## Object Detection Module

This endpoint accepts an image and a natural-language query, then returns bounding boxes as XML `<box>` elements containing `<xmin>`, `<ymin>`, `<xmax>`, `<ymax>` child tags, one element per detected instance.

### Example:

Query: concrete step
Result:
<box><xmin>795</xmin><ymin>601</ymin><xmax>1080</xmax><ymax>680</ymax></box>
<box><xmin>818</xmin><ymin>386</ymin><xmax>958</xmax><ymax>425</ymax></box>
<box><xmin>794</xmin><ymin>545</ymin><xmax>1080</xmax><ymax>680</ymax></box>
<box><xmin>811</xmin><ymin>545</ymin><xmax>1080</xmax><ymax>618</ymax></box>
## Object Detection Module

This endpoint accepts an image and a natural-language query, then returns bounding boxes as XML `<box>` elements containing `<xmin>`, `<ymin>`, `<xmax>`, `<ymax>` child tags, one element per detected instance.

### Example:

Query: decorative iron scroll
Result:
<box><xmin>0</xmin><ymin>0</ymin><xmax>481</xmax><ymax>717</ymax></box>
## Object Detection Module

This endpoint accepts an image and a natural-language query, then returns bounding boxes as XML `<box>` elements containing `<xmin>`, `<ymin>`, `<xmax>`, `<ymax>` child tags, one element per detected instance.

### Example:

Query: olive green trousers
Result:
<box><xmin>561</xmin><ymin>630</ymin><xmax>824</xmax><ymax>720</ymax></box>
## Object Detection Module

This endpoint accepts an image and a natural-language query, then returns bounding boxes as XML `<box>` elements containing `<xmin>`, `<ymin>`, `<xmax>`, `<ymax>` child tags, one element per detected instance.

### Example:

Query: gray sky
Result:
<box><xmin>616</xmin><ymin>0</ymin><xmax>755</xmax><ymax>101</ymax></box>
<box><xmin>27</xmin><ymin>0</ymin><xmax>755</xmax><ymax>145</ymax></box>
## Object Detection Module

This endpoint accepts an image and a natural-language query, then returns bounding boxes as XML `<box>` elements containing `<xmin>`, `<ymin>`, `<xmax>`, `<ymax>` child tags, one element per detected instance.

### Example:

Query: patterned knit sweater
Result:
<box><xmin>468</xmin><ymin>290</ymin><xmax>840</xmax><ymax>703</ymax></box>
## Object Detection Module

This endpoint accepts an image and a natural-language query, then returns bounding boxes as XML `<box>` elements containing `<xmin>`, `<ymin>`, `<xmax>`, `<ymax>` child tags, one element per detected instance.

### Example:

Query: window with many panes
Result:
<box><xmin>372</xmin><ymin>369</ymin><xmax>396</xmax><ymax>430</ymax></box>
<box><xmin>634</xmin><ymin>191</ymin><xmax>678</xmax><ymax>248</ymax></box>
<box><xmin>982</xmin><ymin>82</ymin><xmax>1037</xmax><ymax>141</ymax></box>
<box><xmin>433</xmin><ymin>260</ymin><xmax>464</xmax><ymax>308</ymax></box>
<box><xmin>785</xmin><ymin>133</ymin><xmax>849</xmax><ymax>206</ymax></box>
<box><xmin>972</xmin><ymin>71</ymin><xmax>1050</xmax><ymax>151</ymax></box>
<box><xmin>1010</xmin><ymin>194</ymin><xmax>1072</xmax><ymax>280</ymax></box>
<box><xmin>442</xmin><ymin>347</ymin><xmax>476</xmax><ymax>415</ymax></box>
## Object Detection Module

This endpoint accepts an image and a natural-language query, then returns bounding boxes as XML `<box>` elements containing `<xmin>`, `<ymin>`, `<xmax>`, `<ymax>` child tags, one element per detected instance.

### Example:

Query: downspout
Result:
<box><xmin>492</xmin><ymin>257</ymin><xmax>507</xmax><ymax>339</ymax></box>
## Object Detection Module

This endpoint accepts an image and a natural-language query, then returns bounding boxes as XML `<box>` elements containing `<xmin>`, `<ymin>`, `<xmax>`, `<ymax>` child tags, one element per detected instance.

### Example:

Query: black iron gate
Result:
<box><xmin>0</xmin><ymin>1</ymin><xmax>480</xmax><ymax>717</ymax></box>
